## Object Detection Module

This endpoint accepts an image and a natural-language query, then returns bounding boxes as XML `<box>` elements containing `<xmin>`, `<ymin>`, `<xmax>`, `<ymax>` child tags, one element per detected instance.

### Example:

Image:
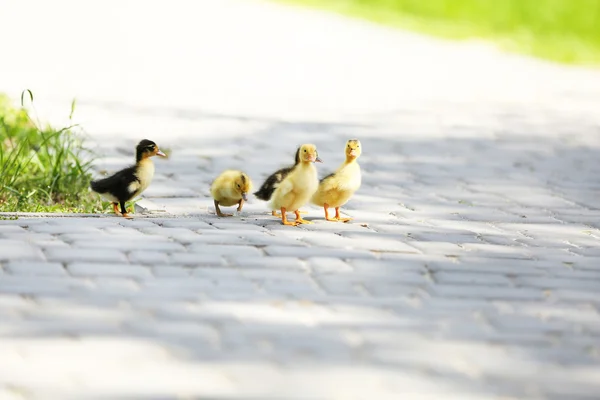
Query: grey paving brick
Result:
<box><xmin>127</xmin><ymin>250</ymin><xmax>170</xmax><ymax>265</ymax></box>
<box><xmin>68</xmin><ymin>263</ymin><xmax>152</xmax><ymax>279</ymax></box>
<box><xmin>228</xmin><ymin>256</ymin><xmax>306</xmax><ymax>270</ymax></box>
<box><xmin>45</xmin><ymin>248</ymin><xmax>127</xmax><ymax>263</ymax></box>
<box><xmin>169</xmin><ymin>252</ymin><xmax>226</xmax><ymax>266</ymax></box>
<box><xmin>4</xmin><ymin>261</ymin><xmax>66</xmax><ymax>276</ymax></box>
<box><xmin>187</xmin><ymin>244</ymin><xmax>263</xmax><ymax>257</ymax></box>
<box><xmin>0</xmin><ymin>240</ymin><xmax>45</xmax><ymax>261</ymax></box>
<box><xmin>348</xmin><ymin>258</ymin><xmax>427</xmax><ymax>274</ymax></box>
<box><xmin>241</xmin><ymin>269</ymin><xmax>313</xmax><ymax>282</ymax></box>
<box><xmin>28</xmin><ymin>224</ymin><xmax>104</xmax><ymax>234</ymax></box>
<box><xmin>70</xmin><ymin>239</ymin><xmax>185</xmax><ymax>252</ymax></box>
<box><xmin>0</xmin><ymin>276</ymin><xmax>94</xmax><ymax>296</ymax></box>
<box><xmin>191</xmin><ymin>267</ymin><xmax>244</xmax><ymax>279</ymax></box>
<box><xmin>0</xmin><ymin>225</ymin><xmax>28</xmax><ymax>234</ymax></box>
<box><xmin>263</xmin><ymin>245</ymin><xmax>376</xmax><ymax>259</ymax></box>
<box><xmin>433</xmin><ymin>271</ymin><xmax>513</xmax><ymax>286</ymax></box>
<box><xmin>405</xmin><ymin>240</ymin><xmax>466</xmax><ymax>256</ymax></box>
<box><xmin>307</xmin><ymin>257</ymin><xmax>353</xmax><ymax>274</ymax></box>
<box><xmin>515</xmin><ymin>276</ymin><xmax>600</xmax><ymax>291</ymax></box>
<box><xmin>152</xmin><ymin>265</ymin><xmax>192</xmax><ymax>277</ymax></box>
<box><xmin>428</xmin><ymin>284</ymin><xmax>546</xmax><ymax>300</ymax></box>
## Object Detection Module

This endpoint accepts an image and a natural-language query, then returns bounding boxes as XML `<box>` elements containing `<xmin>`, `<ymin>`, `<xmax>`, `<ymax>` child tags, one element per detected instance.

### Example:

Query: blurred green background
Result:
<box><xmin>275</xmin><ymin>0</ymin><xmax>600</xmax><ymax>66</ymax></box>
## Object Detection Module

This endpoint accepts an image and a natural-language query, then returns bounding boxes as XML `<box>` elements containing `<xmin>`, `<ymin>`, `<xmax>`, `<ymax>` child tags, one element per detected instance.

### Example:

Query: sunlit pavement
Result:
<box><xmin>1</xmin><ymin>0</ymin><xmax>600</xmax><ymax>399</ymax></box>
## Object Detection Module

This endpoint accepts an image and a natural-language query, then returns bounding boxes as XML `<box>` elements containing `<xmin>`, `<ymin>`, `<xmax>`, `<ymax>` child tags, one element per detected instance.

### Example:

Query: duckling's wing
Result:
<box><xmin>254</xmin><ymin>166</ymin><xmax>294</xmax><ymax>200</ymax></box>
<box><xmin>90</xmin><ymin>166</ymin><xmax>138</xmax><ymax>195</ymax></box>
<box><xmin>319</xmin><ymin>172</ymin><xmax>336</xmax><ymax>184</ymax></box>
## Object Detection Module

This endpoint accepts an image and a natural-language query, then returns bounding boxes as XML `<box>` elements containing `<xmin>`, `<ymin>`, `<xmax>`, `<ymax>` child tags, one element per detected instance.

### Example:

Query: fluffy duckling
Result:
<box><xmin>311</xmin><ymin>139</ymin><xmax>361</xmax><ymax>222</ymax></box>
<box><xmin>210</xmin><ymin>170</ymin><xmax>253</xmax><ymax>217</ymax></box>
<box><xmin>90</xmin><ymin>139</ymin><xmax>166</xmax><ymax>218</ymax></box>
<box><xmin>269</xmin><ymin>143</ymin><xmax>322</xmax><ymax>226</ymax></box>
<box><xmin>254</xmin><ymin>147</ymin><xmax>301</xmax><ymax>216</ymax></box>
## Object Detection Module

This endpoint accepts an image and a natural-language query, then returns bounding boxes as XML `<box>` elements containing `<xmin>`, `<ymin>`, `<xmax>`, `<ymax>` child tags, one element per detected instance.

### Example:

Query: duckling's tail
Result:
<box><xmin>253</xmin><ymin>187</ymin><xmax>273</xmax><ymax>201</ymax></box>
<box><xmin>90</xmin><ymin>178</ymin><xmax>109</xmax><ymax>193</ymax></box>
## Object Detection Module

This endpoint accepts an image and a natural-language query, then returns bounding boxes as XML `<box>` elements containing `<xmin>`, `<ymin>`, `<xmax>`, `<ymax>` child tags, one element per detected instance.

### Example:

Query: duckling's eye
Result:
<box><xmin>237</xmin><ymin>184</ymin><xmax>241</xmax><ymax>188</ymax></box>
<box><xmin>304</xmin><ymin>149</ymin><xmax>307</xmax><ymax>152</ymax></box>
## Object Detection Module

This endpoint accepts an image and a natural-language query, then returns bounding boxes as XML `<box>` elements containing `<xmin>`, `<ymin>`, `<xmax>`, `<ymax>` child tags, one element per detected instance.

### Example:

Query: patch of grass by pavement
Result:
<box><xmin>275</xmin><ymin>0</ymin><xmax>600</xmax><ymax>66</ymax></box>
<box><xmin>0</xmin><ymin>91</ymin><xmax>104</xmax><ymax>213</ymax></box>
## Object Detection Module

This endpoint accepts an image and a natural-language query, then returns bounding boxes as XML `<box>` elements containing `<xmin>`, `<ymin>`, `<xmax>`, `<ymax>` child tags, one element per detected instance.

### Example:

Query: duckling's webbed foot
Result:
<box><xmin>280</xmin><ymin>207</ymin><xmax>299</xmax><ymax>226</ymax></box>
<box><xmin>215</xmin><ymin>200</ymin><xmax>233</xmax><ymax>217</ymax></box>
<box><xmin>120</xmin><ymin>201</ymin><xmax>133</xmax><ymax>218</ymax></box>
<box><xmin>237</xmin><ymin>199</ymin><xmax>244</xmax><ymax>212</ymax></box>
<box><xmin>335</xmin><ymin>207</ymin><xmax>352</xmax><ymax>223</ymax></box>
<box><xmin>323</xmin><ymin>204</ymin><xmax>338</xmax><ymax>222</ymax></box>
<box><xmin>294</xmin><ymin>210</ymin><xmax>313</xmax><ymax>224</ymax></box>
<box><xmin>272</xmin><ymin>209</ymin><xmax>307</xmax><ymax>217</ymax></box>
<box><xmin>112</xmin><ymin>203</ymin><xmax>121</xmax><ymax>215</ymax></box>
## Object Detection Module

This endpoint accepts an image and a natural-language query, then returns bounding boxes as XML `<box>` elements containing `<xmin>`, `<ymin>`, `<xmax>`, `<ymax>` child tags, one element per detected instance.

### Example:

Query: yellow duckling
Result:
<box><xmin>210</xmin><ymin>170</ymin><xmax>253</xmax><ymax>217</ymax></box>
<box><xmin>311</xmin><ymin>139</ymin><xmax>361</xmax><ymax>222</ymax></box>
<box><xmin>269</xmin><ymin>143</ymin><xmax>322</xmax><ymax>226</ymax></box>
<box><xmin>254</xmin><ymin>147</ymin><xmax>301</xmax><ymax>217</ymax></box>
<box><xmin>90</xmin><ymin>139</ymin><xmax>166</xmax><ymax>218</ymax></box>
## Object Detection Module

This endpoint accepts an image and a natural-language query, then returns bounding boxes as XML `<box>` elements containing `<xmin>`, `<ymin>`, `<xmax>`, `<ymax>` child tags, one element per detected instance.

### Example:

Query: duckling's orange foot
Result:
<box><xmin>294</xmin><ymin>211</ymin><xmax>313</xmax><ymax>224</ymax></box>
<box><xmin>122</xmin><ymin>213</ymin><xmax>134</xmax><ymax>219</ymax></box>
<box><xmin>273</xmin><ymin>209</ymin><xmax>307</xmax><ymax>217</ymax></box>
<box><xmin>280</xmin><ymin>207</ymin><xmax>300</xmax><ymax>226</ymax></box>
<box><xmin>112</xmin><ymin>203</ymin><xmax>122</xmax><ymax>215</ymax></box>
<box><xmin>215</xmin><ymin>201</ymin><xmax>233</xmax><ymax>217</ymax></box>
<box><xmin>323</xmin><ymin>204</ymin><xmax>337</xmax><ymax>222</ymax></box>
<box><xmin>335</xmin><ymin>207</ymin><xmax>352</xmax><ymax>223</ymax></box>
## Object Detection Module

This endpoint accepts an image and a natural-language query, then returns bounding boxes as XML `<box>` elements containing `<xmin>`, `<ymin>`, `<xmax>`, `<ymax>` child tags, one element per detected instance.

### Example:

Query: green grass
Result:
<box><xmin>275</xmin><ymin>0</ymin><xmax>600</xmax><ymax>66</ymax></box>
<box><xmin>0</xmin><ymin>91</ymin><xmax>105</xmax><ymax>213</ymax></box>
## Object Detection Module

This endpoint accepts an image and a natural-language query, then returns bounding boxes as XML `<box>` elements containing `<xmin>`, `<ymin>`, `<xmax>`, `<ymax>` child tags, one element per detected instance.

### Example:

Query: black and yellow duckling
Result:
<box><xmin>311</xmin><ymin>139</ymin><xmax>361</xmax><ymax>222</ymax></box>
<box><xmin>254</xmin><ymin>147</ymin><xmax>301</xmax><ymax>216</ymax></box>
<box><xmin>90</xmin><ymin>139</ymin><xmax>166</xmax><ymax>218</ymax></box>
<box><xmin>210</xmin><ymin>170</ymin><xmax>253</xmax><ymax>217</ymax></box>
<box><xmin>268</xmin><ymin>143</ymin><xmax>322</xmax><ymax>226</ymax></box>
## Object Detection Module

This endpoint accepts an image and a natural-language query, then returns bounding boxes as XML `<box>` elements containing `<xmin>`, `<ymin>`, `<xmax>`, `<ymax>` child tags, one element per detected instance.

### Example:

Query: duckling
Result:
<box><xmin>210</xmin><ymin>170</ymin><xmax>253</xmax><ymax>217</ymax></box>
<box><xmin>268</xmin><ymin>143</ymin><xmax>322</xmax><ymax>226</ymax></box>
<box><xmin>90</xmin><ymin>139</ymin><xmax>166</xmax><ymax>218</ymax></box>
<box><xmin>254</xmin><ymin>147</ymin><xmax>301</xmax><ymax>216</ymax></box>
<box><xmin>311</xmin><ymin>139</ymin><xmax>361</xmax><ymax>222</ymax></box>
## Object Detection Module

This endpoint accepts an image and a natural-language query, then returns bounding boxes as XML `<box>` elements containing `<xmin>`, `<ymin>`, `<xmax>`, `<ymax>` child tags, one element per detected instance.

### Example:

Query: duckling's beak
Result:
<box><xmin>315</xmin><ymin>156</ymin><xmax>323</xmax><ymax>163</ymax></box>
<box><xmin>242</xmin><ymin>192</ymin><xmax>248</xmax><ymax>201</ymax></box>
<box><xmin>349</xmin><ymin>150</ymin><xmax>357</xmax><ymax>157</ymax></box>
<box><xmin>156</xmin><ymin>150</ymin><xmax>167</xmax><ymax>157</ymax></box>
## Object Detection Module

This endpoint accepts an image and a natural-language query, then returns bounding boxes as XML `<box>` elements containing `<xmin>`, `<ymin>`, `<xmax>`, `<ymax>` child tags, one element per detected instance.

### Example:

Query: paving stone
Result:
<box><xmin>263</xmin><ymin>245</ymin><xmax>376</xmax><ymax>259</ymax></box>
<box><xmin>67</xmin><ymin>263</ymin><xmax>152</xmax><ymax>279</ymax></box>
<box><xmin>228</xmin><ymin>256</ymin><xmax>306</xmax><ymax>270</ymax></box>
<box><xmin>0</xmin><ymin>240</ymin><xmax>45</xmax><ymax>261</ymax></box>
<box><xmin>152</xmin><ymin>265</ymin><xmax>192</xmax><ymax>277</ymax></box>
<box><xmin>45</xmin><ymin>248</ymin><xmax>127</xmax><ymax>264</ymax></box>
<box><xmin>428</xmin><ymin>284</ymin><xmax>546</xmax><ymax>301</ymax></box>
<box><xmin>69</xmin><ymin>239</ymin><xmax>185</xmax><ymax>252</ymax></box>
<box><xmin>186</xmin><ymin>244</ymin><xmax>263</xmax><ymax>257</ymax></box>
<box><xmin>4</xmin><ymin>261</ymin><xmax>67</xmax><ymax>276</ymax></box>
<box><xmin>0</xmin><ymin>225</ymin><xmax>28</xmax><ymax>234</ymax></box>
<box><xmin>169</xmin><ymin>253</ymin><xmax>226</xmax><ymax>266</ymax></box>
<box><xmin>515</xmin><ymin>276</ymin><xmax>600</xmax><ymax>291</ymax></box>
<box><xmin>127</xmin><ymin>251</ymin><xmax>170</xmax><ymax>265</ymax></box>
<box><xmin>307</xmin><ymin>257</ymin><xmax>353</xmax><ymax>274</ymax></box>
<box><xmin>433</xmin><ymin>271</ymin><xmax>513</xmax><ymax>286</ymax></box>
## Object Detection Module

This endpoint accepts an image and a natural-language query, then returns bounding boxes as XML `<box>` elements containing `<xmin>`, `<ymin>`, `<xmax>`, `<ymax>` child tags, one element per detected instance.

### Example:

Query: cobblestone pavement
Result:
<box><xmin>1</xmin><ymin>0</ymin><xmax>600</xmax><ymax>399</ymax></box>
